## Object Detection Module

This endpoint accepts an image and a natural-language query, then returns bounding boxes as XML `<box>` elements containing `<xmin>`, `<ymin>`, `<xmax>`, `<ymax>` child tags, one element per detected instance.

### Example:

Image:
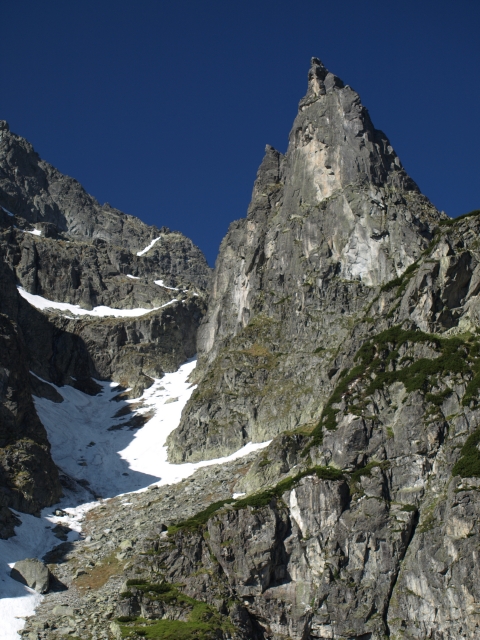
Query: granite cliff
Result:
<box><xmin>3</xmin><ymin>58</ymin><xmax>480</xmax><ymax>640</ymax></box>
<box><xmin>167</xmin><ymin>57</ymin><xmax>442</xmax><ymax>463</ymax></box>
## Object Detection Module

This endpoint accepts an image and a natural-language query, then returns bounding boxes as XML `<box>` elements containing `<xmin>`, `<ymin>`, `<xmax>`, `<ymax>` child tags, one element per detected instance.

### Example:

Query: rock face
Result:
<box><xmin>10</xmin><ymin>557</ymin><xmax>51</xmax><ymax>593</ymax></box>
<box><xmin>0</xmin><ymin>308</ymin><xmax>61</xmax><ymax>519</ymax></box>
<box><xmin>112</xmin><ymin>208</ymin><xmax>480</xmax><ymax>640</ymax></box>
<box><xmin>0</xmin><ymin>120</ymin><xmax>211</xmax><ymax>523</ymax></box>
<box><xmin>168</xmin><ymin>58</ymin><xmax>442</xmax><ymax>463</ymax></box>
<box><xmin>0</xmin><ymin>118</ymin><xmax>209</xmax><ymax>283</ymax></box>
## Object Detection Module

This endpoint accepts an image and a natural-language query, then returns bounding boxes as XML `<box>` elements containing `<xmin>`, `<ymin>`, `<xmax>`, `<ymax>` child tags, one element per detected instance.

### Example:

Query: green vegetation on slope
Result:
<box><xmin>380</xmin><ymin>260</ymin><xmax>419</xmax><ymax>295</ymax></box>
<box><xmin>118</xmin><ymin>581</ymin><xmax>233</xmax><ymax>639</ymax></box>
<box><xmin>437</xmin><ymin>209</ymin><xmax>480</xmax><ymax>227</ymax></box>
<box><xmin>452</xmin><ymin>429</ymin><xmax>480</xmax><ymax>478</ymax></box>
<box><xmin>168</xmin><ymin>465</ymin><xmax>344</xmax><ymax>535</ymax></box>
<box><xmin>305</xmin><ymin>326</ymin><xmax>480</xmax><ymax>455</ymax></box>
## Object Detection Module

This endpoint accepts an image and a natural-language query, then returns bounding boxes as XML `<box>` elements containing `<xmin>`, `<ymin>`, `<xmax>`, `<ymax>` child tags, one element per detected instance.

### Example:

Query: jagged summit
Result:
<box><xmin>292</xmin><ymin>56</ymin><xmax>420</xmax><ymax>204</ymax></box>
<box><xmin>300</xmin><ymin>56</ymin><xmax>344</xmax><ymax>105</ymax></box>
<box><xmin>0</xmin><ymin>120</ymin><xmax>208</xmax><ymax>272</ymax></box>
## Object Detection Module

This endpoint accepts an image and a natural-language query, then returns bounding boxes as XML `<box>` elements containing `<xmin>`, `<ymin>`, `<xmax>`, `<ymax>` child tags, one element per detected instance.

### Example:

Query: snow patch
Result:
<box><xmin>0</xmin><ymin>496</ymin><xmax>93</xmax><ymax>640</ymax></box>
<box><xmin>17</xmin><ymin>286</ymin><xmax>177</xmax><ymax>318</ymax></box>
<box><xmin>136</xmin><ymin>236</ymin><xmax>161</xmax><ymax>256</ymax></box>
<box><xmin>1</xmin><ymin>206</ymin><xmax>14</xmax><ymax>217</ymax></box>
<box><xmin>126</xmin><ymin>274</ymin><xmax>140</xmax><ymax>280</ymax></box>
<box><xmin>25</xmin><ymin>228</ymin><xmax>42</xmax><ymax>236</ymax></box>
<box><xmin>155</xmin><ymin>279</ymin><xmax>180</xmax><ymax>291</ymax></box>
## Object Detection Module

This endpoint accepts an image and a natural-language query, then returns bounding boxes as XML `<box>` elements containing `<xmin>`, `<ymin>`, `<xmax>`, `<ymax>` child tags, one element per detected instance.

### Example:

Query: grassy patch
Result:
<box><xmin>425</xmin><ymin>389</ymin><xmax>453</xmax><ymax>406</ymax></box>
<box><xmin>400</xmin><ymin>504</ymin><xmax>417</xmax><ymax>512</ymax></box>
<box><xmin>258</xmin><ymin>457</ymin><xmax>271</xmax><ymax>468</ymax></box>
<box><xmin>74</xmin><ymin>551</ymin><xmax>123</xmax><ymax>591</ymax></box>
<box><xmin>438</xmin><ymin>209</ymin><xmax>480</xmax><ymax>227</ymax></box>
<box><xmin>304</xmin><ymin>326</ymin><xmax>478</xmax><ymax>456</ymax></box>
<box><xmin>119</xmin><ymin>582</ymin><xmax>233</xmax><ymax>639</ymax></box>
<box><xmin>380</xmin><ymin>260</ymin><xmax>419</xmax><ymax>295</ymax></box>
<box><xmin>167</xmin><ymin>499</ymin><xmax>235</xmax><ymax>535</ymax></box>
<box><xmin>452</xmin><ymin>429</ymin><xmax>480</xmax><ymax>478</ymax></box>
<box><xmin>241</xmin><ymin>343</ymin><xmax>272</xmax><ymax>358</ymax></box>
<box><xmin>168</xmin><ymin>466</ymin><xmax>344</xmax><ymax>535</ymax></box>
<box><xmin>417</xmin><ymin>501</ymin><xmax>438</xmax><ymax>533</ymax></box>
<box><xmin>349</xmin><ymin>461</ymin><xmax>390</xmax><ymax>495</ymax></box>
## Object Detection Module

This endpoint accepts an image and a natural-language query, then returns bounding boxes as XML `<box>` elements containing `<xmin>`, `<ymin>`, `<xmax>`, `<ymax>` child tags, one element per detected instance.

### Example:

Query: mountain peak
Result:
<box><xmin>300</xmin><ymin>57</ymin><xmax>344</xmax><ymax>108</ymax></box>
<box><xmin>307</xmin><ymin>56</ymin><xmax>328</xmax><ymax>93</ymax></box>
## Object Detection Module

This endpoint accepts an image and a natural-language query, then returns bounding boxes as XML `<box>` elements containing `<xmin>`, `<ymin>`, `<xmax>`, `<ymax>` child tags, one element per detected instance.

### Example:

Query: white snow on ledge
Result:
<box><xmin>155</xmin><ymin>279</ymin><xmax>180</xmax><ymax>291</ymax></box>
<box><xmin>25</xmin><ymin>228</ymin><xmax>42</xmax><ymax>236</ymax></box>
<box><xmin>17</xmin><ymin>286</ymin><xmax>178</xmax><ymax>318</ymax></box>
<box><xmin>1</xmin><ymin>205</ymin><xmax>15</xmax><ymax>217</ymax></box>
<box><xmin>126</xmin><ymin>274</ymin><xmax>140</xmax><ymax>280</ymax></box>
<box><xmin>136</xmin><ymin>236</ymin><xmax>161</xmax><ymax>256</ymax></box>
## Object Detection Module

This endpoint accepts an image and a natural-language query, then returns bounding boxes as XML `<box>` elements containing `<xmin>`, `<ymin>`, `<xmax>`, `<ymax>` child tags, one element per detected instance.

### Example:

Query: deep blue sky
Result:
<box><xmin>2</xmin><ymin>1</ymin><xmax>478</xmax><ymax>265</ymax></box>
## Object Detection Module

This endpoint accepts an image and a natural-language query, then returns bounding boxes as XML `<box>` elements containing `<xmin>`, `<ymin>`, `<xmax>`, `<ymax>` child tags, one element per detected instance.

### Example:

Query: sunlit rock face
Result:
<box><xmin>168</xmin><ymin>58</ymin><xmax>443</xmax><ymax>463</ymax></box>
<box><xmin>199</xmin><ymin>57</ymin><xmax>440</xmax><ymax>356</ymax></box>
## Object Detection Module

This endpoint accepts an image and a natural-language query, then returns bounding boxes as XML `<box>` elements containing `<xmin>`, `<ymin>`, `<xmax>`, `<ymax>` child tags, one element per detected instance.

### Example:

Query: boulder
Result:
<box><xmin>10</xmin><ymin>558</ymin><xmax>50</xmax><ymax>593</ymax></box>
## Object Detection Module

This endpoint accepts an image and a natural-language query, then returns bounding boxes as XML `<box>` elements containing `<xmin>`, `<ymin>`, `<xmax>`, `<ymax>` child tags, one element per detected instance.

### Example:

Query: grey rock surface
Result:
<box><xmin>0</xmin><ymin>304</ymin><xmax>62</xmax><ymax>517</ymax></box>
<box><xmin>11</xmin><ymin>557</ymin><xmax>51</xmax><ymax>593</ymax></box>
<box><xmin>0</xmin><ymin>119</ymin><xmax>211</xmax><ymax>289</ymax></box>
<box><xmin>168</xmin><ymin>58</ymin><xmax>443</xmax><ymax>463</ymax></box>
<box><xmin>0</xmin><ymin>115</ymin><xmax>211</xmax><ymax>520</ymax></box>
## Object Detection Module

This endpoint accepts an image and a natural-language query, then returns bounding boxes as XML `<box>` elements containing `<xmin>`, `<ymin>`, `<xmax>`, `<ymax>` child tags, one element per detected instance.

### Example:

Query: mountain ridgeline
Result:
<box><xmin>3</xmin><ymin>58</ymin><xmax>480</xmax><ymax>639</ymax></box>
<box><xmin>0</xmin><ymin>118</ymin><xmax>211</xmax><ymax>520</ymax></box>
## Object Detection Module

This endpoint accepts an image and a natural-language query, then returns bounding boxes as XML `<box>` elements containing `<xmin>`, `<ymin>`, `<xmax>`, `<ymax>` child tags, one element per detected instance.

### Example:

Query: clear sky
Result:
<box><xmin>2</xmin><ymin>0</ymin><xmax>478</xmax><ymax>265</ymax></box>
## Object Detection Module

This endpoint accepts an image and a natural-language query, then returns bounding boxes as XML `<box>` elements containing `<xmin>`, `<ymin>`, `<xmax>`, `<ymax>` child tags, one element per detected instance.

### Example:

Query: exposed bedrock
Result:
<box><xmin>0</xmin><ymin>309</ymin><xmax>61</xmax><ymax>523</ymax></box>
<box><xmin>168</xmin><ymin>57</ymin><xmax>444</xmax><ymax>463</ymax></box>
<box><xmin>0</xmin><ymin>119</ymin><xmax>211</xmax><ymax>289</ymax></box>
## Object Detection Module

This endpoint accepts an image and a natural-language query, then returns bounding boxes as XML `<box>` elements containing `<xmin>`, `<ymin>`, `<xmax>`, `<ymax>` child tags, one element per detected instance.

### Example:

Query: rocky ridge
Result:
<box><xmin>168</xmin><ymin>57</ymin><xmax>443</xmax><ymax>463</ymax></box>
<box><xmin>0</xmin><ymin>122</ymin><xmax>211</xmax><ymax>522</ymax></box>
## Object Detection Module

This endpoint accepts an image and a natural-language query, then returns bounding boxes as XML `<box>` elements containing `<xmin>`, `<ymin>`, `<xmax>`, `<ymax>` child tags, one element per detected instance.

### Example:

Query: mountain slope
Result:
<box><xmin>167</xmin><ymin>58</ymin><xmax>443</xmax><ymax>463</ymax></box>
<box><xmin>6</xmin><ymin>58</ymin><xmax>480</xmax><ymax>640</ymax></box>
<box><xmin>0</xmin><ymin>121</ymin><xmax>211</xmax><ymax>528</ymax></box>
<box><xmin>0</xmin><ymin>118</ymin><xmax>209</xmax><ymax>282</ymax></box>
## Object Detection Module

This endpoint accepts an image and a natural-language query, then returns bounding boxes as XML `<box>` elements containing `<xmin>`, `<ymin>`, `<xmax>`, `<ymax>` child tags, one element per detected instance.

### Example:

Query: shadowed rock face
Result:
<box><xmin>0</xmin><ymin>309</ymin><xmax>61</xmax><ymax>520</ymax></box>
<box><xmin>168</xmin><ymin>58</ymin><xmax>443</xmax><ymax>463</ymax></box>
<box><xmin>0</xmin><ymin>120</ymin><xmax>212</xmax><ymax>523</ymax></box>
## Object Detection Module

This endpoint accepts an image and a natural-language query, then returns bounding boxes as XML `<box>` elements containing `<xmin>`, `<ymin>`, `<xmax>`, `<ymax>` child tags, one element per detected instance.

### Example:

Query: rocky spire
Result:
<box><xmin>291</xmin><ymin>55</ymin><xmax>416</xmax><ymax>199</ymax></box>
<box><xmin>306</xmin><ymin>57</ymin><xmax>328</xmax><ymax>95</ymax></box>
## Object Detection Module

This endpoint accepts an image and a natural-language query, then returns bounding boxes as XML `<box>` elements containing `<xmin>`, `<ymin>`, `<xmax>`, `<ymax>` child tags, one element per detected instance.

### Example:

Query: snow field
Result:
<box><xmin>136</xmin><ymin>236</ymin><xmax>161</xmax><ymax>256</ymax></box>
<box><xmin>17</xmin><ymin>286</ymin><xmax>179</xmax><ymax>318</ymax></box>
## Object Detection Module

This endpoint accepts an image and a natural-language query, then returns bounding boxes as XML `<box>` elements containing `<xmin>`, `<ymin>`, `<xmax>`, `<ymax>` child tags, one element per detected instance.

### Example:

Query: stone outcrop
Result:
<box><xmin>0</xmin><ymin>118</ymin><xmax>210</xmax><ymax>286</ymax></box>
<box><xmin>167</xmin><ymin>58</ymin><xmax>443</xmax><ymax>463</ymax></box>
<box><xmin>0</xmin><ymin>309</ymin><xmax>61</xmax><ymax>520</ymax></box>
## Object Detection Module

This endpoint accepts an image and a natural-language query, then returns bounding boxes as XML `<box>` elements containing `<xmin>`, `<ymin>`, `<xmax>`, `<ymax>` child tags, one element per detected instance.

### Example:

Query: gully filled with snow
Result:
<box><xmin>0</xmin><ymin>359</ymin><xmax>269</xmax><ymax>638</ymax></box>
